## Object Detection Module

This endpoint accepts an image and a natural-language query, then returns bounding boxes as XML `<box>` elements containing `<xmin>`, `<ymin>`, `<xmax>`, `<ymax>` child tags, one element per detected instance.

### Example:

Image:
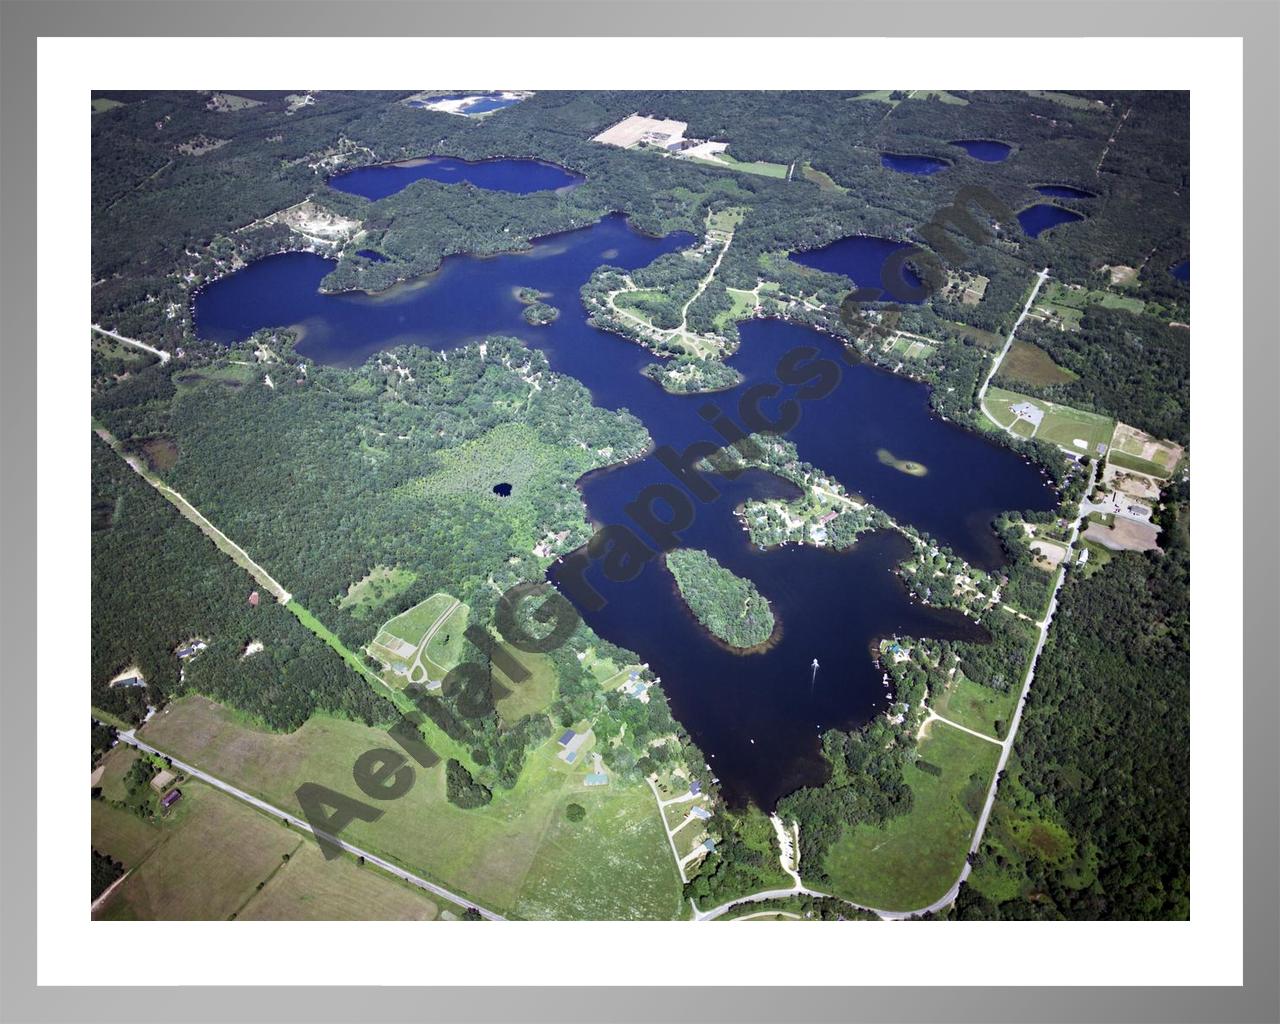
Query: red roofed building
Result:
<box><xmin>248</xmin><ymin>590</ymin><xmax>260</xmax><ymax>607</ymax></box>
<box><xmin>818</xmin><ymin>510</ymin><xmax>839</xmax><ymax>525</ymax></box>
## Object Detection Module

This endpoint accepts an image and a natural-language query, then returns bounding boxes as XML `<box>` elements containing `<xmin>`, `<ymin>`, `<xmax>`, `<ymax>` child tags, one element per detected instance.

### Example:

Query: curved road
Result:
<box><xmin>104</xmin><ymin>723</ymin><xmax>505</xmax><ymax>921</ymax></box>
<box><xmin>697</xmin><ymin>458</ymin><xmax>1097</xmax><ymax>923</ymax></box>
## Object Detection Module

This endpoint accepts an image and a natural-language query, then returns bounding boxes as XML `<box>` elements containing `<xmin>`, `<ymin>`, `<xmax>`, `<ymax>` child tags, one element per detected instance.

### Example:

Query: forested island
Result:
<box><xmin>665</xmin><ymin>548</ymin><xmax>777</xmax><ymax>650</ymax></box>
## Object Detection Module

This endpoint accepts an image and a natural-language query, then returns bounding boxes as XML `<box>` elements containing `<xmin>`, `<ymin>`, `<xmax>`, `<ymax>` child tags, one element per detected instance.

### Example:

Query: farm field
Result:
<box><xmin>986</xmin><ymin>386</ymin><xmax>1114</xmax><ymax>454</ymax></box>
<box><xmin>996</xmin><ymin>341</ymin><xmax>1077</xmax><ymax>388</ymax></box>
<box><xmin>236</xmin><ymin>840</ymin><xmax>445</xmax><ymax>921</ymax></box>
<box><xmin>95</xmin><ymin>782</ymin><xmax>302</xmax><ymax>920</ymax></box>
<box><xmin>821</xmin><ymin>720</ymin><xmax>1000</xmax><ymax>911</ymax></box>
<box><xmin>136</xmin><ymin>696</ymin><xmax>683</xmax><ymax>919</ymax></box>
<box><xmin>92</xmin><ymin>797</ymin><xmax>167</xmax><ymax>869</ymax></box>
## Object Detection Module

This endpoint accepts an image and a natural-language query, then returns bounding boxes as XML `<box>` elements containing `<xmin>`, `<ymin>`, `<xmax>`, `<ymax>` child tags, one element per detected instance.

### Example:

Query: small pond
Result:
<box><xmin>1034</xmin><ymin>184</ymin><xmax>1097</xmax><ymax>200</ymax></box>
<box><xmin>880</xmin><ymin>152</ymin><xmax>950</xmax><ymax>175</ymax></box>
<box><xmin>1017</xmin><ymin>204</ymin><xmax>1085</xmax><ymax>238</ymax></box>
<box><xmin>950</xmin><ymin>139</ymin><xmax>1012</xmax><ymax>162</ymax></box>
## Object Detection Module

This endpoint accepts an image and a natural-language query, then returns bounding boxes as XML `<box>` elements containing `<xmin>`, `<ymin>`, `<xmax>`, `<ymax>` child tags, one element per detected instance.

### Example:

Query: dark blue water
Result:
<box><xmin>194</xmin><ymin>216</ymin><xmax>1056</xmax><ymax>807</ymax></box>
<box><xmin>881</xmin><ymin>152</ymin><xmax>950</xmax><ymax>175</ymax></box>
<box><xmin>1018</xmin><ymin>204</ymin><xmax>1085</xmax><ymax>238</ymax></box>
<box><xmin>1170</xmin><ymin>258</ymin><xmax>1189</xmax><ymax>282</ymax></box>
<box><xmin>950</xmin><ymin>139</ymin><xmax>1012</xmax><ymax>162</ymax></box>
<box><xmin>788</xmin><ymin>235</ymin><xmax>926</xmax><ymax>303</ymax></box>
<box><xmin>356</xmin><ymin>249</ymin><xmax>388</xmax><ymax>263</ymax></box>
<box><xmin>1034</xmin><ymin>184</ymin><xmax>1096</xmax><ymax>199</ymax></box>
<box><xmin>328</xmin><ymin>156</ymin><xmax>583</xmax><ymax>200</ymax></box>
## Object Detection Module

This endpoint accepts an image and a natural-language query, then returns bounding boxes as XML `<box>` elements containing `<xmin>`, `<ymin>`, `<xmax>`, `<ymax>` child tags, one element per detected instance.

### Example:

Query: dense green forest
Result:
<box><xmin>664</xmin><ymin>548</ymin><xmax>776</xmax><ymax>649</ymax></box>
<box><xmin>91</xmin><ymin>437</ymin><xmax>395</xmax><ymax>730</ymax></box>
<box><xmin>955</xmin><ymin>487</ymin><xmax>1190</xmax><ymax>919</ymax></box>
<box><xmin>93</xmin><ymin>90</ymin><xmax>1187</xmax><ymax>354</ymax></box>
<box><xmin>1014</xmin><ymin>308</ymin><xmax>1190</xmax><ymax>443</ymax></box>
<box><xmin>91</xmin><ymin>90</ymin><xmax>1190</xmax><ymax>919</ymax></box>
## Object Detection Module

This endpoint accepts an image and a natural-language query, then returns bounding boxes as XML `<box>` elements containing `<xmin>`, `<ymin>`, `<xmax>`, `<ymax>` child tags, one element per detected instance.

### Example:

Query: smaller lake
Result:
<box><xmin>788</xmin><ymin>236</ymin><xmax>925</xmax><ymax>303</ymax></box>
<box><xmin>1017</xmin><ymin>204</ymin><xmax>1085</xmax><ymax>238</ymax></box>
<box><xmin>328</xmin><ymin>156</ymin><xmax>584</xmax><ymax>200</ymax></box>
<box><xmin>1034</xmin><ymin>184</ymin><xmax>1097</xmax><ymax>200</ymax></box>
<box><xmin>1170</xmin><ymin>258</ymin><xmax>1190</xmax><ymax>282</ymax></box>
<box><xmin>880</xmin><ymin>152</ymin><xmax>950</xmax><ymax>175</ymax></box>
<box><xmin>409</xmin><ymin>93</ymin><xmax>523</xmax><ymax>116</ymax></box>
<box><xmin>950</xmin><ymin>139</ymin><xmax>1012</xmax><ymax>162</ymax></box>
<box><xmin>356</xmin><ymin>249</ymin><xmax>389</xmax><ymax>263</ymax></box>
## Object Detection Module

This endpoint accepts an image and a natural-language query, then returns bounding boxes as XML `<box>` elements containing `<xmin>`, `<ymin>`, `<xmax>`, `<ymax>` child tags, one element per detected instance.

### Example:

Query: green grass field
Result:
<box><xmin>92</xmin><ymin>799</ymin><xmax>167</xmax><ymax>869</ymax></box>
<box><xmin>136</xmin><ymin>696</ymin><xmax>683</xmax><ymax>919</ymax></box>
<box><xmin>380</xmin><ymin>592</ymin><xmax>456</xmax><ymax>648</ymax></box>
<box><xmin>996</xmin><ymin>341</ymin><xmax>1077</xmax><ymax>388</ymax></box>
<box><xmin>423</xmin><ymin>600</ymin><xmax>469</xmax><ymax>676</ymax></box>
<box><xmin>1026</xmin><ymin>90</ymin><xmax>1107</xmax><ymax>111</ymax></box>
<box><xmin>92</xmin><ymin>97</ymin><xmax>124</xmax><ymax>114</ymax></box>
<box><xmin>931</xmin><ymin>674</ymin><xmax>1018</xmax><ymax>741</ymax></box>
<box><xmin>821</xmin><ymin>721</ymin><xmax>1001</xmax><ymax>910</ymax></box>
<box><xmin>1107</xmin><ymin>449</ymin><xmax>1176</xmax><ymax>479</ymax></box>
<box><xmin>236</xmin><ymin>841</ymin><xmax>445</xmax><ymax>921</ymax></box>
<box><xmin>96</xmin><ymin>782</ymin><xmax>302</xmax><ymax>920</ymax></box>
<box><xmin>694</xmin><ymin>152</ymin><xmax>789</xmax><ymax>179</ymax></box>
<box><xmin>1040</xmin><ymin>281</ymin><xmax>1145</xmax><ymax>319</ymax></box>
<box><xmin>986</xmin><ymin>386</ymin><xmax>1114</xmax><ymax>454</ymax></box>
<box><xmin>286</xmin><ymin>600</ymin><xmax>474</xmax><ymax>765</ymax></box>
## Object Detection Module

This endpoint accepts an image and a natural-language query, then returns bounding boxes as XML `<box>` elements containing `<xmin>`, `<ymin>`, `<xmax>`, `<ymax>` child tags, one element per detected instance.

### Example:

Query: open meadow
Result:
<box><xmin>136</xmin><ymin>696</ymin><xmax>683</xmax><ymax>919</ymax></box>
<box><xmin>822</xmin><ymin>721</ymin><xmax>1000</xmax><ymax>911</ymax></box>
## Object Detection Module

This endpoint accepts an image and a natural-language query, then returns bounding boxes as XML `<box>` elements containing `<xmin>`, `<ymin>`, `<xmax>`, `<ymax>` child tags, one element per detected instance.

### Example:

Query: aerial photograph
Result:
<box><xmin>89</xmin><ymin>89</ymin><xmax>1190</xmax><ymax>923</ymax></box>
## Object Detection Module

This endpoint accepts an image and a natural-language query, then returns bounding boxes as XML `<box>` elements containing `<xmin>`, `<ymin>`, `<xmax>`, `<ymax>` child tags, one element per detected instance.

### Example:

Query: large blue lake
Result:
<box><xmin>328</xmin><ymin>156</ymin><xmax>583</xmax><ymax>199</ymax></box>
<box><xmin>194</xmin><ymin>215</ymin><xmax>1056</xmax><ymax>807</ymax></box>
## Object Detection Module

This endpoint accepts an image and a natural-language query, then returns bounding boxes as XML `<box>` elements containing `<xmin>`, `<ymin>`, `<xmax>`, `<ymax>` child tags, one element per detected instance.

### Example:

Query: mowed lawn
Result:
<box><xmin>137</xmin><ymin>696</ymin><xmax>683</xmax><ymax>919</ymax></box>
<box><xmin>92</xmin><ymin>799</ymin><xmax>167</xmax><ymax>869</ymax></box>
<box><xmin>96</xmin><ymin>783</ymin><xmax>301</xmax><ymax>920</ymax></box>
<box><xmin>236</xmin><ymin>841</ymin><xmax>444</xmax><ymax>921</ymax></box>
<box><xmin>822</xmin><ymin>721</ymin><xmax>1000</xmax><ymax>911</ymax></box>
<box><xmin>381</xmin><ymin>592</ymin><xmax>457</xmax><ymax>647</ymax></box>
<box><xmin>986</xmin><ymin>386</ymin><xmax>1114</xmax><ymax>453</ymax></box>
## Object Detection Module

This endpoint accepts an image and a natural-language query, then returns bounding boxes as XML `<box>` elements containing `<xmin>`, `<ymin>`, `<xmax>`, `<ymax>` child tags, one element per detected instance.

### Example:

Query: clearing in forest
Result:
<box><xmin>367</xmin><ymin>592</ymin><xmax>466</xmax><ymax>688</ymax></box>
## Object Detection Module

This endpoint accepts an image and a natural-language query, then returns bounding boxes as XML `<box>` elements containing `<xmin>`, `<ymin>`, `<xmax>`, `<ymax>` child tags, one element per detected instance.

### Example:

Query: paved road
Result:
<box><xmin>92</xmin><ymin>324</ymin><xmax>171</xmax><ymax>364</ymax></box>
<box><xmin>977</xmin><ymin>267</ymin><xmax>1050</xmax><ymax>431</ymax></box>
<box><xmin>106</xmin><ymin>723</ymin><xmax>505</xmax><ymax>921</ymax></box>
<box><xmin>700</xmin><ymin>460</ymin><xmax>1098</xmax><ymax>923</ymax></box>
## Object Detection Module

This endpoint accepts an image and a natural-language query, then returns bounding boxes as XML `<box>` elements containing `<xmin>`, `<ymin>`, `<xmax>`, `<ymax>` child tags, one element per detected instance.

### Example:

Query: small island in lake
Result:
<box><xmin>516</xmin><ymin>286</ymin><xmax>560</xmax><ymax>326</ymax></box>
<box><xmin>876</xmin><ymin>447</ymin><xmax>928</xmax><ymax>477</ymax></box>
<box><xmin>642</xmin><ymin>355</ymin><xmax>742</xmax><ymax>394</ymax></box>
<box><xmin>665</xmin><ymin>548</ymin><xmax>776</xmax><ymax>651</ymax></box>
